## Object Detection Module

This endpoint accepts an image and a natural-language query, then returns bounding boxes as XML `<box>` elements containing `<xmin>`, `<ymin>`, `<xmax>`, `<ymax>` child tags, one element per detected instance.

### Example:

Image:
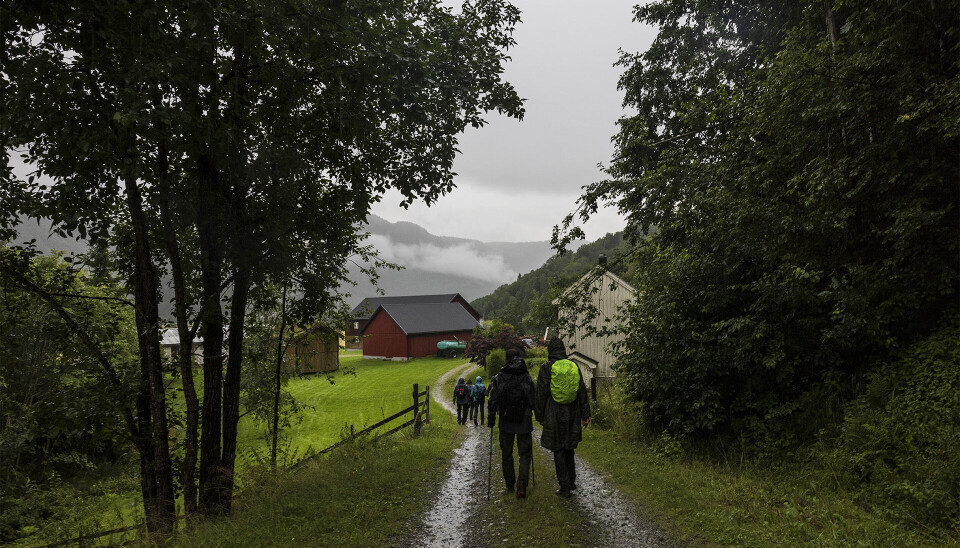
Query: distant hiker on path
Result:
<box><xmin>535</xmin><ymin>338</ymin><xmax>591</xmax><ymax>499</ymax></box>
<box><xmin>487</xmin><ymin>349</ymin><xmax>536</xmax><ymax>498</ymax></box>
<box><xmin>470</xmin><ymin>375</ymin><xmax>487</xmax><ymax>426</ymax></box>
<box><xmin>454</xmin><ymin>377</ymin><xmax>471</xmax><ymax>425</ymax></box>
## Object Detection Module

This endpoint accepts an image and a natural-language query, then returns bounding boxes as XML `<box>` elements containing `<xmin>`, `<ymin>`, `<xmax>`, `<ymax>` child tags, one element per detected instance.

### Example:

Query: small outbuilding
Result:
<box><xmin>160</xmin><ymin>328</ymin><xmax>204</xmax><ymax>366</ymax></box>
<box><xmin>285</xmin><ymin>324</ymin><xmax>340</xmax><ymax>374</ymax></box>
<box><xmin>360</xmin><ymin>303</ymin><xmax>479</xmax><ymax>360</ymax></box>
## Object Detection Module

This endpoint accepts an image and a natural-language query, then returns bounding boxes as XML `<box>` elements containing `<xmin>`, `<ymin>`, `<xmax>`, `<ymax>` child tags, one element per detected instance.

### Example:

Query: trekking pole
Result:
<box><xmin>531</xmin><ymin>446</ymin><xmax>536</xmax><ymax>486</ymax></box>
<box><xmin>487</xmin><ymin>422</ymin><xmax>494</xmax><ymax>500</ymax></box>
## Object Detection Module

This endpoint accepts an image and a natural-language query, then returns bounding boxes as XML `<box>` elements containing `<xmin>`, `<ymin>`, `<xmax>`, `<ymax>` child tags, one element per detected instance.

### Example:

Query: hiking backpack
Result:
<box><xmin>550</xmin><ymin>359</ymin><xmax>581</xmax><ymax>404</ymax></box>
<box><xmin>498</xmin><ymin>372</ymin><xmax>527</xmax><ymax>423</ymax></box>
<box><xmin>454</xmin><ymin>384</ymin><xmax>468</xmax><ymax>401</ymax></box>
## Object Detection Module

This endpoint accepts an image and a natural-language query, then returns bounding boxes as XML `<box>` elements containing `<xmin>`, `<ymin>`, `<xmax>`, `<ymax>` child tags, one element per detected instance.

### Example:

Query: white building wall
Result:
<box><xmin>559</xmin><ymin>270</ymin><xmax>635</xmax><ymax>379</ymax></box>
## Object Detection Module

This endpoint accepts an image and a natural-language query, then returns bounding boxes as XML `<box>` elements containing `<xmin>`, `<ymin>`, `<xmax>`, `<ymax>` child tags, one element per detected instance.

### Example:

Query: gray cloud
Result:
<box><xmin>367</xmin><ymin>233</ymin><xmax>518</xmax><ymax>285</ymax></box>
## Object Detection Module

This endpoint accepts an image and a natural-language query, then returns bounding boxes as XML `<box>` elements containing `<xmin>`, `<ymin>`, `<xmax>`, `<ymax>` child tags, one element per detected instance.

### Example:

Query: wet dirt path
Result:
<box><xmin>414</xmin><ymin>361</ymin><xmax>490</xmax><ymax>546</ymax></box>
<box><xmin>407</xmin><ymin>362</ymin><xmax>677</xmax><ymax>548</ymax></box>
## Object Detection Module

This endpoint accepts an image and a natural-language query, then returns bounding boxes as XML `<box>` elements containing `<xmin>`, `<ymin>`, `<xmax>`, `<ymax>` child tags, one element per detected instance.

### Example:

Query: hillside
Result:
<box><xmin>470</xmin><ymin>231</ymin><xmax>630</xmax><ymax>335</ymax></box>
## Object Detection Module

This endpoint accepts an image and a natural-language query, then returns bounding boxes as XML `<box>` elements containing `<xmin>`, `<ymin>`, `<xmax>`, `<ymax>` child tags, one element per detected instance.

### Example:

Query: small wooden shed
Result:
<box><xmin>285</xmin><ymin>324</ymin><xmax>340</xmax><ymax>374</ymax></box>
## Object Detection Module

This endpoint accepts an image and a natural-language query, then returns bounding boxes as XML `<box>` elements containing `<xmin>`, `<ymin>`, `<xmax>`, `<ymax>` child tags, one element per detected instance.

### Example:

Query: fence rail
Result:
<box><xmin>40</xmin><ymin>383</ymin><xmax>431</xmax><ymax>547</ymax></box>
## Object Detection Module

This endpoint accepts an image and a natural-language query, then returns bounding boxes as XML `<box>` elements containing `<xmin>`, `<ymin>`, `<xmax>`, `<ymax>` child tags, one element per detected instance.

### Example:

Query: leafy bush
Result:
<box><xmin>524</xmin><ymin>357</ymin><xmax>547</xmax><ymax>369</ymax></box>
<box><xmin>465</xmin><ymin>321</ymin><xmax>524</xmax><ymax>367</ymax></box>
<box><xmin>485</xmin><ymin>348</ymin><xmax>506</xmax><ymax>378</ymax></box>
<box><xmin>525</xmin><ymin>346</ymin><xmax>547</xmax><ymax>359</ymax></box>
<box><xmin>836</xmin><ymin>325</ymin><xmax>960</xmax><ymax>530</ymax></box>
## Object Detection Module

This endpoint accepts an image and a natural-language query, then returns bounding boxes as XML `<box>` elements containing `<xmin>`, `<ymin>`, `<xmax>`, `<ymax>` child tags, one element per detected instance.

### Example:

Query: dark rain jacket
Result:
<box><xmin>487</xmin><ymin>358</ymin><xmax>536</xmax><ymax>435</ymax></box>
<box><xmin>535</xmin><ymin>339</ymin><xmax>591</xmax><ymax>452</ymax></box>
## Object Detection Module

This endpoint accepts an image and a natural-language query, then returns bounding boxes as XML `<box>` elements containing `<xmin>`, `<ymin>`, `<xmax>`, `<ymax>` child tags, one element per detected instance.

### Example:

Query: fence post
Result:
<box><xmin>412</xmin><ymin>383</ymin><xmax>420</xmax><ymax>434</ymax></box>
<box><xmin>425</xmin><ymin>385</ymin><xmax>430</xmax><ymax>424</ymax></box>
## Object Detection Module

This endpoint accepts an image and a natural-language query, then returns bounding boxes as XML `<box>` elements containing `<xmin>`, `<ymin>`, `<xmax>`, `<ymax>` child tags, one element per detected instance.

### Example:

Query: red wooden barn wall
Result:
<box><xmin>407</xmin><ymin>331</ymin><xmax>473</xmax><ymax>359</ymax></box>
<box><xmin>362</xmin><ymin>311</ymin><xmax>407</xmax><ymax>358</ymax></box>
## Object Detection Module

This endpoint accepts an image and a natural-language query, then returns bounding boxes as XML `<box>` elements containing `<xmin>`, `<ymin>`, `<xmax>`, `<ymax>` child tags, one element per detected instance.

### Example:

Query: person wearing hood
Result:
<box><xmin>453</xmin><ymin>377</ymin><xmax>471</xmax><ymax>425</ymax></box>
<box><xmin>487</xmin><ymin>348</ymin><xmax>536</xmax><ymax>498</ymax></box>
<box><xmin>535</xmin><ymin>338</ymin><xmax>591</xmax><ymax>498</ymax></box>
<box><xmin>470</xmin><ymin>375</ymin><xmax>487</xmax><ymax>426</ymax></box>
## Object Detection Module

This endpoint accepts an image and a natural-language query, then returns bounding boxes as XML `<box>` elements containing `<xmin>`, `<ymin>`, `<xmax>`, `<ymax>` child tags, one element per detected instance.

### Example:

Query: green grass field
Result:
<box><xmin>235</xmin><ymin>353</ymin><xmax>467</xmax><ymax>459</ymax></box>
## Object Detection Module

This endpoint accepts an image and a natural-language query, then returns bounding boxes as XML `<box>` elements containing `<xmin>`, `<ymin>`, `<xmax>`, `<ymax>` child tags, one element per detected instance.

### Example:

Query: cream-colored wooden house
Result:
<box><xmin>553</xmin><ymin>261</ymin><xmax>636</xmax><ymax>381</ymax></box>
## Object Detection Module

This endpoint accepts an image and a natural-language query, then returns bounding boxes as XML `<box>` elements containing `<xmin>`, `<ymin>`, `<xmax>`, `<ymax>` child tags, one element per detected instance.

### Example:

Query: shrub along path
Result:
<box><xmin>402</xmin><ymin>362</ymin><xmax>676</xmax><ymax>547</ymax></box>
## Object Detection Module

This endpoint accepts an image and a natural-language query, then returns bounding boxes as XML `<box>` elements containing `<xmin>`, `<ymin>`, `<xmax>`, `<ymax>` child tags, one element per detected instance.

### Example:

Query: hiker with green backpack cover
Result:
<box><xmin>534</xmin><ymin>338</ymin><xmax>591</xmax><ymax>498</ymax></box>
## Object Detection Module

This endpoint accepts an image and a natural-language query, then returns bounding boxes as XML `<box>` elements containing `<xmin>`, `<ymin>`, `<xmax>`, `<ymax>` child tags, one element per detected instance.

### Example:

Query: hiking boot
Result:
<box><xmin>506</xmin><ymin>484</ymin><xmax>515</xmax><ymax>493</ymax></box>
<box><xmin>516</xmin><ymin>481</ymin><xmax>526</xmax><ymax>499</ymax></box>
<box><xmin>555</xmin><ymin>489</ymin><xmax>571</xmax><ymax>499</ymax></box>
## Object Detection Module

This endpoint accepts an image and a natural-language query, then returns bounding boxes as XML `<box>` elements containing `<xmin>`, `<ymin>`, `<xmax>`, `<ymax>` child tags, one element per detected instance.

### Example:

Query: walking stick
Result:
<box><xmin>531</xmin><ymin>445</ymin><xmax>536</xmax><ymax>486</ymax></box>
<box><xmin>487</xmin><ymin>422</ymin><xmax>494</xmax><ymax>500</ymax></box>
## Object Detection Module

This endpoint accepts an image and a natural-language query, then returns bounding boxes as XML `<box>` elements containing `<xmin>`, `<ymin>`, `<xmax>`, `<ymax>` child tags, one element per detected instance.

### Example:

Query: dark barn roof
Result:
<box><xmin>363</xmin><ymin>303</ymin><xmax>479</xmax><ymax>335</ymax></box>
<box><xmin>350</xmin><ymin>294</ymin><xmax>461</xmax><ymax>320</ymax></box>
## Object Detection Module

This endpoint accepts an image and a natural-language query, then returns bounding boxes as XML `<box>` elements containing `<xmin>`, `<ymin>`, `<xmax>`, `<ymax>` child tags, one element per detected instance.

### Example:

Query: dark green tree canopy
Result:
<box><xmin>558</xmin><ymin>0</ymin><xmax>959</xmax><ymax>442</ymax></box>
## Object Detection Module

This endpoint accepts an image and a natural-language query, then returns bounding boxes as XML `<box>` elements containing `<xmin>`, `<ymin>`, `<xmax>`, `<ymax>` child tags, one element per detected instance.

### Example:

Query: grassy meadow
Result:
<box><xmin>235</xmin><ymin>352</ymin><xmax>467</xmax><ymax>459</ymax></box>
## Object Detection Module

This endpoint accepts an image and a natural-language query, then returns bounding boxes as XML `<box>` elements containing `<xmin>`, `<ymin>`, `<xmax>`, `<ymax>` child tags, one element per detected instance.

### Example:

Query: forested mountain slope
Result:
<box><xmin>470</xmin><ymin>231</ymin><xmax>629</xmax><ymax>335</ymax></box>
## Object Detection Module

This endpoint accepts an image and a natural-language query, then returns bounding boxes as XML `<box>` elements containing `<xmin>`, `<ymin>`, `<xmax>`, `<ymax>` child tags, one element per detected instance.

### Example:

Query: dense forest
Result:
<box><xmin>555</xmin><ymin>0</ymin><xmax>958</xmax><ymax>531</ymax></box>
<box><xmin>470</xmin><ymin>231</ymin><xmax>629</xmax><ymax>336</ymax></box>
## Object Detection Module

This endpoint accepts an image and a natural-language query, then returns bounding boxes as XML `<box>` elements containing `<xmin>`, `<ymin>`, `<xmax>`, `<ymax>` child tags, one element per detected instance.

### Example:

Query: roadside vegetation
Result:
<box><xmin>574</xmin><ymin>380</ymin><xmax>960</xmax><ymax>547</ymax></box>
<box><xmin>7</xmin><ymin>354</ymin><xmax>465</xmax><ymax>545</ymax></box>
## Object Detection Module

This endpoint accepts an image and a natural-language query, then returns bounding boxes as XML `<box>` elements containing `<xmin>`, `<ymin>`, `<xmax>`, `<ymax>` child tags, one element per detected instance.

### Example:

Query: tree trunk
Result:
<box><xmin>123</xmin><ymin>174</ymin><xmax>176</xmax><ymax>534</ymax></box>
<box><xmin>196</xmin><ymin>153</ymin><xmax>227</xmax><ymax>516</ymax></box>
<box><xmin>271</xmin><ymin>285</ymin><xmax>288</xmax><ymax>468</ymax></box>
<box><xmin>157</xmin><ymin>139</ymin><xmax>200</xmax><ymax>517</ymax></box>
<box><xmin>220</xmin><ymin>259</ymin><xmax>251</xmax><ymax>511</ymax></box>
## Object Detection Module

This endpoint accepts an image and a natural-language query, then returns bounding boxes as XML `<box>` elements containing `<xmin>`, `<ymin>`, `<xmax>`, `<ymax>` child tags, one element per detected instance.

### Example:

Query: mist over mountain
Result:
<box><xmin>10</xmin><ymin>214</ymin><xmax>561</xmax><ymax>311</ymax></box>
<box><xmin>345</xmin><ymin>215</ymin><xmax>557</xmax><ymax>307</ymax></box>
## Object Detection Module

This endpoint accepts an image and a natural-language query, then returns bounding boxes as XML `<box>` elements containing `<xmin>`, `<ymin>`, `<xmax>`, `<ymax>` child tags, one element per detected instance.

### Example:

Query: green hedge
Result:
<box><xmin>486</xmin><ymin>348</ymin><xmax>506</xmax><ymax>378</ymax></box>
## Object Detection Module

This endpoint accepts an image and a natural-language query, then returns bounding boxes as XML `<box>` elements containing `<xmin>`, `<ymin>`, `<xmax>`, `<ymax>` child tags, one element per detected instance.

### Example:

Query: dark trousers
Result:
<box><xmin>457</xmin><ymin>403</ymin><xmax>469</xmax><ymax>424</ymax></box>
<box><xmin>469</xmin><ymin>399</ymin><xmax>485</xmax><ymax>422</ymax></box>
<box><xmin>499</xmin><ymin>431</ymin><xmax>533</xmax><ymax>488</ymax></box>
<box><xmin>553</xmin><ymin>448</ymin><xmax>576</xmax><ymax>491</ymax></box>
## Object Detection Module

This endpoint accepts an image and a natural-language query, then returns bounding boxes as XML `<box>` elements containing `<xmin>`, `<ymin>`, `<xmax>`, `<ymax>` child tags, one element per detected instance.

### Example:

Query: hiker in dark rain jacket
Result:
<box><xmin>487</xmin><ymin>349</ymin><xmax>536</xmax><ymax>498</ymax></box>
<box><xmin>535</xmin><ymin>338</ymin><xmax>591</xmax><ymax>498</ymax></box>
<box><xmin>453</xmin><ymin>377</ymin><xmax>471</xmax><ymax>425</ymax></box>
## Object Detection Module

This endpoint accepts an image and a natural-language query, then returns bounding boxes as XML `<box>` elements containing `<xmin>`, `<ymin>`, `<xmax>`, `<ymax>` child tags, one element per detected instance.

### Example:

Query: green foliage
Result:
<box><xmin>485</xmin><ymin>348</ymin><xmax>506</xmax><ymax>378</ymax></box>
<box><xmin>0</xmin><ymin>249</ymin><xmax>138</xmax><ymax>541</ymax></box>
<box><xmin>563</xmin><ymin>0</ymin><xmax>959</xmax><ymax>447</ymax></box>
<box><xmin>577</xmin><ymin>382</ymin><xmax>958</xmax><ymax>547</ymax></box>
<box><xmin>464</xmin><ymin>321</ymin><xmax>524</xmax><ymax>367</ymax></box>
<box><xmin>834</xmin><ymin>325</ymin><xmax>960</xmax><ymax>530</ymax></box>
<box><xmin>472</xmin><ymin>232</ymin><xmax>629</xmax><ymax>334</ymax></box>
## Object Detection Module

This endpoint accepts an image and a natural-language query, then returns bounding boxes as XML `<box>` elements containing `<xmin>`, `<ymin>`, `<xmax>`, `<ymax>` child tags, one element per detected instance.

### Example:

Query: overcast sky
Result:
<box><xmin>372</xmin><ymin>1</ymin><xmax>657</xmax><ymax>243</ymax></box>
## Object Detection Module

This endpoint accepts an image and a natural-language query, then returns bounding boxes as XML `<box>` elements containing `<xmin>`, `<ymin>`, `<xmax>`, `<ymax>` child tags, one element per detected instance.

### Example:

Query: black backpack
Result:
<box><xmin>498</xmin><ymin>371</ymin><xmax>527</xmax><ymax>423</ymax></box>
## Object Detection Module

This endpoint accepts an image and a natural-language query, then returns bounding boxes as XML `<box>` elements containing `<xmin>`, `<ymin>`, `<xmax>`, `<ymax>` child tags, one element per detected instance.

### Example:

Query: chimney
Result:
<box><xmin>598</xmin><ymin>254</ymin><xmax>607</xmax><ymax>267</ymax></box>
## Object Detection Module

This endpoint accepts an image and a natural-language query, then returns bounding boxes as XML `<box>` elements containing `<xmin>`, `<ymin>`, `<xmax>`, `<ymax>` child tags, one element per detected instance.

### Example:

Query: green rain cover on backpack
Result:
<box><xmin>550</xmin><ymin>359</ymin><xmax>580</xmax><ymax>404</ymax></box>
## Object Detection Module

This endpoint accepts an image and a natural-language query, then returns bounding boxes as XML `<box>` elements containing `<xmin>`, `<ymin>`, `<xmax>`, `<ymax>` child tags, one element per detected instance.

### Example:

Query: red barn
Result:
<box><xmin>360</xmin><ymin>303</ymin><xmax>479</xmax><ymax>360</ymax></box>
<box><xmin>345</xmin><ymin>293</ymin><xmax>481</xmax><ymax>350</ymax></box>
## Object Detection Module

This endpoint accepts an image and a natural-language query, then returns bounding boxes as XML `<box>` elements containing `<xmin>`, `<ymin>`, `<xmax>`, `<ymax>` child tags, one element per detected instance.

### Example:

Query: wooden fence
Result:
<box><xmin>292</xmin><ymin>383</ymin><xmax>430</xmax><ymax>467</ymax></box>
<box><xmin>40</xmin><ymin>384</ymin><xmax>431</xmax><ymax>547</ymax></box>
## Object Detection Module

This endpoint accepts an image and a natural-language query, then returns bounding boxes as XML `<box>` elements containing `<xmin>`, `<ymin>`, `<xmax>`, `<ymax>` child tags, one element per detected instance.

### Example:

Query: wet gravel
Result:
<box><xmin>403</xmin><ymin>362</ymin><xmax>678</xmax><ymax>548</ymax></box>
<box><xmin>532</xmin><ymin>427</ymin><xmax>677</xmax><ymax>547</ymax></box>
